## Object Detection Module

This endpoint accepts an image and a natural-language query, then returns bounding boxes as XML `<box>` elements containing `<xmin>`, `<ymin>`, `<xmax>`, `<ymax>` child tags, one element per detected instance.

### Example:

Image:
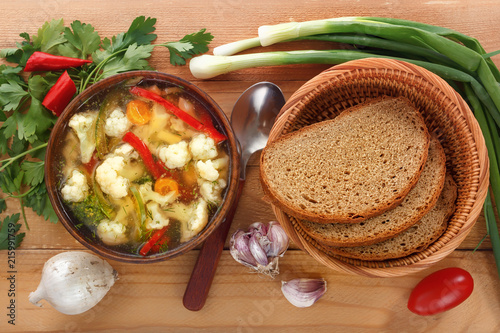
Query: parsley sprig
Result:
<box><xmin>0</xmin><ymin>16</ymin><xmax>213</xmax><ymax>248</ymax></box>
<box><xmin>0</xmin><ymin>214</ymin><xmax>25</xmax><ymax>250</ymax></box>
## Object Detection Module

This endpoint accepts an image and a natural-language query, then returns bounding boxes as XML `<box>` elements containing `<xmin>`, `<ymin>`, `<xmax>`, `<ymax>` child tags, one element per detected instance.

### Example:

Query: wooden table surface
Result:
<box><xmin>1</xmin><ymin>0</ymin><xmax>500</xmax><ymax>332</ymax></box>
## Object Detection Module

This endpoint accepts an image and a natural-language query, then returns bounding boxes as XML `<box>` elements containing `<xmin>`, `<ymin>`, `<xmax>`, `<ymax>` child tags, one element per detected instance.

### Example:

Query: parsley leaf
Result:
<box><xmin>22</xmin><ymin>97</ymin><xmax>56</xmax><ymax>143</ymax></box>
<box><xmin>32</xmin><ymin>18</ymin><xmax>66</xmax><ymax>54</ymax></box>
<box><xmin>162</xmin><ymin>41</ymin><xmax>195</xmax><ymax>66</ymax></box>
<box><xmin>0</xmin><ymin>80</ymin><xmax>29</xmax><ymax>111</ymax></box>
<box><xmin>24</xmin><ymin>183</ymin><xmax>57</xmax><ymax>223</ymax></box>
<box><xmin>0</xmin><ymin>33</ymin><xmax>36</xmax><ymax>66</ymax></box>
<box><xmin>0</xmin><ymin>163</ymin><xmax>23</xmax><ymax>195</ymax></box>
<box><xmin>0</xmin><ymin>65</ymin><xmax>23</xmax><ymax>84</ymax></box>
<box><xmin>59</xmin><ymin>21</ymin><xmax>101</xmax><ymax>59</ymax></box>
<box><xmin>28</xmin><ymin>75</ymin><xmax>51</xmax><ymax>101</ymax></box>
<box><xmin>28</xmin><ymin>140</ymin><xmax>48</xmax><ymax>160</ymax></box>
<box><xmin>92</xmin><ymin>16</ymin><xmax>157</xmax><ymax>64</ymax></box>
<box><xmin>0</xmin><ymin>199</ymin><xmax>6</xmax><ymax>213</ymax></box>
<box><xmin>124</xmin><ymin>16</ymin><xmax>157</xmax><ymax>46</ymax></box>
<box><xmin>159</xmin><ymin>28</ymin><xmax>214</xmax><ymax>65</ymax></box>
<box><xmin>21</xmin><ymin>161</ymin><xmax>45</xmax><ymax>187</ymax></box>
<box><xmin>1</xmin><ymin>112</ymin><xmax>23</xmax><ymax>140</ymax></box>
<box><xmin>100</xmin><ymin>44</ymin><xmax>154</xmax><ymax>78</ymax></box>
<box><xmin>179</xmin><ymin>28</ymin><xmax>213</xmax><ymax>55</ymax></box>
<box><xmin>8</xmin><ymin>136</ymin><xmax>28</xmax><ymax>157</ymax></box>
<box><xmin>0</xmin><ymin>133</ymin><xmax>7</xmax><ymax>155</ymax></box>
<box><xmin>0</xmin><ymin>214</ymin><xmax>25</xmax><ymax>250</ymax></box>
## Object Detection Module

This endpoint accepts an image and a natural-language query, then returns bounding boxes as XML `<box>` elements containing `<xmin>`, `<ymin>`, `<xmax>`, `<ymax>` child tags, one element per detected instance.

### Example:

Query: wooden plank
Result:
<box><xmin>0</xmin><ymin>249</ymin><xmax>498</xmax><ymax>332</ymax></box>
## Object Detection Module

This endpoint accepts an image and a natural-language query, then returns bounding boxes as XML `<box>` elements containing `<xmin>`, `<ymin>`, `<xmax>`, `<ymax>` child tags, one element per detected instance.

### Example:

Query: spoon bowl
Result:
<box><xmin>231</xmin><ymin>82</ymin><xmax>286</xmax><ymax>178</ymax></box>
<box><xmin>183</xmin><ymin>82</ymin><xmax>285</xmax><ymax>311</ymax></box>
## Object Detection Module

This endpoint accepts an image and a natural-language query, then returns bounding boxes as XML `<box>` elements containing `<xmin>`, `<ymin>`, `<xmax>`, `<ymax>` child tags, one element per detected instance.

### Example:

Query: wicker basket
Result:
<box><xmin>267</xmin><ymin>58</ymin><xmax>489</xmax><ymax>277</ymax></box>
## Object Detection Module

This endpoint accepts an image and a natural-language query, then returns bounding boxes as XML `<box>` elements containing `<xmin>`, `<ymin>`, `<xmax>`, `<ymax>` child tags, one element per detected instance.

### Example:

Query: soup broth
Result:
<box><xmin>58</xmin><ymin>78</ymin><xmax>229</xmax><ymax>256</ymax></box>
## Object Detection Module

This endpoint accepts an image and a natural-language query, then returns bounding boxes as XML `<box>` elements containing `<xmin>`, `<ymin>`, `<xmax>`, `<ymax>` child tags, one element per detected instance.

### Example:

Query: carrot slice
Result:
<box><xmin>126</xmin><ymin>99</ymin><xmax>151</xmax><ymax>125</ymax></box>
<box><xmin>154</xmin><ymin>177</ymin><xmax>179</xmax><ymax>195</ymax></box>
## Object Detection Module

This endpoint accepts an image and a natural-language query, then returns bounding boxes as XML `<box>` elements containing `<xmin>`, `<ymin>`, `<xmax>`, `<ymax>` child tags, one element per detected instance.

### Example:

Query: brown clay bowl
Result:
<box><xmin>45</xmin><ymin>71</ymin><xmax>240</xmax><ymax>263</ymax></box>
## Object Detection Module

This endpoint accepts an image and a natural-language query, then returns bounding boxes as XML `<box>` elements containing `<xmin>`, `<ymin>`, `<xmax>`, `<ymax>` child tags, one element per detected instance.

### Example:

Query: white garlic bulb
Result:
<box><xmin>230</xmin><ymin>221</ymin><xmax>289</xmax><ymax>278</ymax></box>
<box><xmin>29</xmin><ymin>251</ymin><xmax>118</xmax><ymax>315</ymax></box>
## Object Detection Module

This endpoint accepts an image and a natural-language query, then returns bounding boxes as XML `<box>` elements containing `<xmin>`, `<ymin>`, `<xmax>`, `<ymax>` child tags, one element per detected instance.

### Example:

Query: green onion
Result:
<box><xmin>484</xmin><ymin>191</ymin><xmax>500</xmax><ymax>278</ymax></box>
<box><xmin>130</xmin><ymin>186</ymin><xmax>147</xmax><ymax>228</ymax></box>
<box><xmin>213</xmin><ymin>37</ymin><xmax>261</xmax><ymax>56</ymax></box>
<box><xmin>190</xmin><ymin>50</ymin><xmax>382</xmax><ymax>79</ymax></box>
<box><xmin>258</xmin><ymin>18</ymin><xmax>482</xmax><ymax>71</ymax></box>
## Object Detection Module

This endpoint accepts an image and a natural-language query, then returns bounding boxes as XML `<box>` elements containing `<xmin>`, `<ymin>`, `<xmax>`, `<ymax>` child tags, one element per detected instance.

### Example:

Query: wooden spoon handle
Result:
<box><xmin>183</xmin><ymin>179</ymin><xmax>245</xmax><ymax>311</ymax></box>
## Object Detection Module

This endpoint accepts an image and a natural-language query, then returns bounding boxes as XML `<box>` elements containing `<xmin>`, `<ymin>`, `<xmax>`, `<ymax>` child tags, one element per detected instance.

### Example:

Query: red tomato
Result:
<box><xmin>408</xmin><ymin>267</ymin><xmax>474</xmax><ymax>316</ymax></box>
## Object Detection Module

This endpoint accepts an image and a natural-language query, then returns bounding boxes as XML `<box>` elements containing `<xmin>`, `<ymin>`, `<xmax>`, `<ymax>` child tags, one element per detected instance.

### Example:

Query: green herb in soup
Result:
<box><xmin>58</xmin><ymin>79</ymin><xmax>228</xmax><ymax>256</ymax></box>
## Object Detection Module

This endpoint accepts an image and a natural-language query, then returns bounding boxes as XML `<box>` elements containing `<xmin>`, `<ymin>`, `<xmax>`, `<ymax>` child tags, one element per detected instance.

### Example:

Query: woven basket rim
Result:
<box><xmin>267</xmin><ymin>58</ymin><xmax>489</xmax><ymax>277</ymax></box>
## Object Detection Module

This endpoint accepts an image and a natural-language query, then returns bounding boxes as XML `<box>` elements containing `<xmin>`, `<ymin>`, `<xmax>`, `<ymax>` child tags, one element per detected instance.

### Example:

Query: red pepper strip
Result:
<box><xmin>150</xmin><ymin>235</ymin><xmax>170</xmax><ymax>254</ymax></box>
<box><xmin>24</xmin><ymin>52</ymin><xmax>91</xmax><ymax>72</ymax></box>
<box><xmin>198</xmin><ymin>108</ymin><xmax>227</xmax><ymax>143</ymax></box>
<box><xmin>122</xmin><ymin>132</ymin><xmax>165</xmax><ymax>179</ymax></box>
<box><xmin>129</xmin><ymin>87</ymin><xmax>227</xmax><ymax>143</ymax></box>
<box><xmin>140</xmin><ymin>227</ymin><xmax>168</xmax><ymax>256</ymax></box>
<box><xmin>82</xmin><ymin>153</ymin><xmax>98</xmax><ymax>175</ymax></box>
<box><xmin>42</xmin><ymin>71</ymin><xmax>76</xmax><ymax>116</ymax></box>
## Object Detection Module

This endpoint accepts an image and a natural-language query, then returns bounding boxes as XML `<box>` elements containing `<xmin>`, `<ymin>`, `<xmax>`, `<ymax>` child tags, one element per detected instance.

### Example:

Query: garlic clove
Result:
<box><xmin>29</xmin><ymin>251</ymin><xmax>118</xmax><ymax>315</ymax></box>
<box><xmin>230</xmin><ymin>230</ymin><xmax>258</xmax><ymax>267</ymax></box>
<box><xmin>267</xmin><ymin>221</ymin><xmax>289</xmax><ymax>257</ymax></box>
<box><xmin>249</xmin><ymin>232</ymin><xmax>269</xmax><ymax>266</ymax></box>
<box><xmin>248</xmin><ymin>222</ymin><xmax>268</xmax><ymax>235</ymax></box>
<box><xmin>281</xmin><ymin>278</ymin><xmax>327</xmax><ymax>308</ymax></box>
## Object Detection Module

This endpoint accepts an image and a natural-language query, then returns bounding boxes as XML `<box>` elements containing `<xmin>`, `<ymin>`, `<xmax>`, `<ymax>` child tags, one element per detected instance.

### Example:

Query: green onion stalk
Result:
<box><xmin>195</xmin><ymin>17</ymin><xmax>500</xmax><ymax>277</ymax></box>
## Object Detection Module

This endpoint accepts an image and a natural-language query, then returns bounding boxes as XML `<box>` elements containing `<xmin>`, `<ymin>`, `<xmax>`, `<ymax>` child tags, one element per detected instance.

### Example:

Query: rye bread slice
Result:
<box><xmin>325</xmin><ymin>174</ymin><xmax>457</xmax><ymax>261</ymax></box>
<box><xmin>260</xmin><ymin>96</ymin><xmax>430</xmax><ymax>223</ymax></box>
<box><xmin>298</xmin><ymin>135</ymin><xmax>446</xmax><ymax>246</ymax></box>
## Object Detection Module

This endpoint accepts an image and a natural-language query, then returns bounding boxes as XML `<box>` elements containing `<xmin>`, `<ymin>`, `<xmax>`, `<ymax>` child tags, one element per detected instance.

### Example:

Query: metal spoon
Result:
<box><xmin>183</xmin><ymin>82</ymin><xmax>286</xmax><ymax>311</ymax></box>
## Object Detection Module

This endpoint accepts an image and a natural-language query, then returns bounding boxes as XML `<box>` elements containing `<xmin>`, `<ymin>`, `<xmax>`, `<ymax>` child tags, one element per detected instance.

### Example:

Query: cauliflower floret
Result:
<box><xmin>157</xmin><ymin>141</ymin><xmax>191</xmax><ymax>169</ymax></box>
<box><xmin>114</xmin><ymin>143</ymin><xmax>139</xmax><ymax>160</ymax></box>
<box><xmin>145</xmin><ymin>202</ymin><xmax>170</xmax><ymax>230</ymax></box>
<box><xmin>95</xmin><ymin>156</ymin><xmax>129</xmax><ymax>199</ymax></box>
<box><xmin>68</xmin><ymin>111</ymin><xmax>98</xmax><ymax>164</ymax></box>
<box><xmin>211</xmin><ymin>155</ymin><xmax>229</xmax><ymax>170</ymax></box>
<box><xmin>61</xmin><ymin>170</ymin><xmax>89</xmax><ymax>202</ymax></box>
<box><xmin>96</xmin><ymin>219</ymin><xmax>128</xmax><ymax>245</ymax></box>
<box><xmin>199</xmin><ymin>178</ymin><xmax>227</xmax><ymax>204</ymax></box>
<box><xmin>104</xmin><ymin>108</ymin><xmax>132</xmax><ymax>137</ymax></box>
<box><xmin>161</xmin><ymin>199</ymin><xmax>208</xmax><ymax>242</ymax></box>
<box><xmin>139</xmin><ymin>182</ymin><xmax>178</xmax><ymax>206</ymax></box>
<box><xmin>196</xmin><ymin>160</ymin><xmax>219</xmax><ymax>181</ymax></box>
<box><xmin>189</xmin><ymin>134</ymin><xmax>218</xmax><ymax>160</ymax></box>
<box><xmin>184</xmin><ymin>199</ymin><xmax>209</xmax><ymax>240</ymax></box>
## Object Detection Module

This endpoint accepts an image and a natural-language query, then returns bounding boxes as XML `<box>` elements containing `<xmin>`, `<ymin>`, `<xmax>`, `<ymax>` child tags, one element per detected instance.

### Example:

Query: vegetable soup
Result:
<box><xmin>57</xmin><ymin>77</ymin><xmax>230</xmax><ymax>256</ymax></box>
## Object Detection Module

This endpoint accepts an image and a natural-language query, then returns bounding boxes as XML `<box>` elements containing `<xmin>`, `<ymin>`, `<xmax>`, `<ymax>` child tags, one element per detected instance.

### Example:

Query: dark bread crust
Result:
<box><xmin>260</xmin><ymin>96</ymin><xmax>430</xmax><ymax>224</ymax></box>
<box><xmin>325</xmin><ymin>174</ymin><xmax>457</xmax><ymax>261</ymax></box>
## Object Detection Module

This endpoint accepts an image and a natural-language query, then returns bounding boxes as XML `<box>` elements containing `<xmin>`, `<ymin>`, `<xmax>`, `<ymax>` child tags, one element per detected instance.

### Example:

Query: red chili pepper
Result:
<box><xmin>129</xmin><ymin>86</ymin><xmax>227</xmax><ymax>143</ymax></box>
<box><xmin>42</xmin><ymin>71</ymin><xmax>76</xmax><ymax>116</ymax></box>
<box><xmin>140</xmin><ymin>227</ymin><xmax>169</xmax><ymax>256</ymax></box>
<box><xmin>24</xmin><ymin>52</ymin><xmax>92</xmax><ymax>72</ymax></box>
<box><xmin>122</xmin><ymin>132</ymin><xmax>166</xmax><ymax>179</ymax></box>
